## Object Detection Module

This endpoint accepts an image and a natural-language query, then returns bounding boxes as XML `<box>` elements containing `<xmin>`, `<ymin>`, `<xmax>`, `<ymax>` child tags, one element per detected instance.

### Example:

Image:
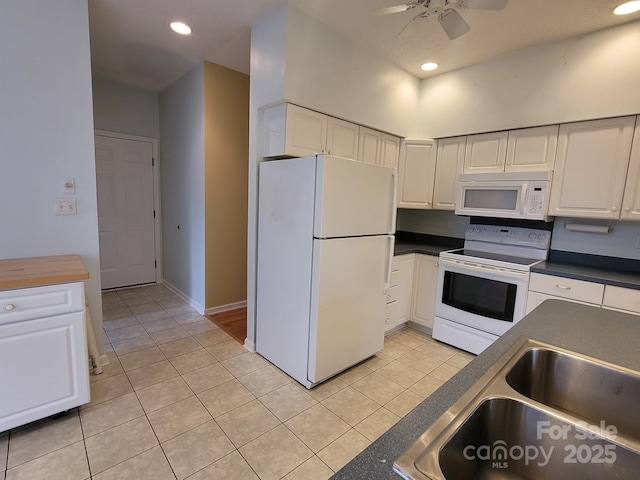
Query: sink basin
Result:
<box><xmin>420</xmin><ymin>398</ymin><xmax>640</xmax><ymax>480</ymax></box>
<box><xmin>506</xmin><ymin>347</ymin><xmax>640</xmax><ymax>440</ymax></box>
<box><xmin>394</xmin><ymin>338</ymin><xmax>640</xmax><ymax>480</ymax></box>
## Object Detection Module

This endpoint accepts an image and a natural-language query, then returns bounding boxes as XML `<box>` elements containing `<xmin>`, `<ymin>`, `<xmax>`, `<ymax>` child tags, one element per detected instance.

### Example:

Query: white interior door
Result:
<box><xmin>95</xmin><ymin>135</ymin><xmax>156</xmax><ymax>289</ymax></box>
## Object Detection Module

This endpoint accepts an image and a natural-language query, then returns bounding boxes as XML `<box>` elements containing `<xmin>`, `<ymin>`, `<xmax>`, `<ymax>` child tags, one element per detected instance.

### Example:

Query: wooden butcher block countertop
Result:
<box><xmin>0</xmin><ymin>255</ymin><xmax>89</xmax><ymax>290</ymax></box>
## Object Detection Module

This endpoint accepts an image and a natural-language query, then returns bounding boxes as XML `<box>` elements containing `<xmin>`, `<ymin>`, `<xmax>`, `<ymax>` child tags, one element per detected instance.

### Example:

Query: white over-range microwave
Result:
<box><xmin>455</xmin><ymin>171</ymin><xmax>553</xmax><ymax>221</ymax></box>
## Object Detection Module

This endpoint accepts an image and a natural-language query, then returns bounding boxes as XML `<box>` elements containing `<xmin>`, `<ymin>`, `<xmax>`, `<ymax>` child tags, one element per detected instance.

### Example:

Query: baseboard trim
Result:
<box><xmin>243</xmin><ymin>338</ymin><xmax>256</xmax><ymax>352</ymax></box>
<box><xmin>163</xmin><ymin>281</ymin><xmax>205</xmax><ymax>314</ymax></box>
<box><xmin>204</xmin><ymin>300</ymin><xmax>247</xmax><ymax>316</ymax></box>
<box><xmin>407</xmin><ymin>321</ymin><xmax>433</xmax><ymax>336</ymax></box>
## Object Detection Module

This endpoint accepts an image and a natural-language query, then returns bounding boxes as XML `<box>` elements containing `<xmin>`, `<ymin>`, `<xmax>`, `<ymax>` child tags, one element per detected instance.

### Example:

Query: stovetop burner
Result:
<box><xmin>443</xmin><ymin>249</ymin><xmax>544</xmax><ymax>267</ymax></box>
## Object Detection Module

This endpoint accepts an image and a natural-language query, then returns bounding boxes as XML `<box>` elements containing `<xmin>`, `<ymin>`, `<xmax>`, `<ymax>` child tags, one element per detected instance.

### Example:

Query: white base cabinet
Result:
<box><xmin>385</xmin><ymin>254</ymin><xmax>415</xmax><ymax>333</ymax></box>
<box><xmin>410</xmin><ymin>254</ymin><xmax>439</xmax><ymax>330</ymax></box>
<box><xmin>527</xmin><ymin>272</ymin><xmax>640</xmax><ymax>318</ymax></box>
<box><xmin>0</xmin><ymin>282</ymin><xmax>90</xmax><ymax>432</ymax></box>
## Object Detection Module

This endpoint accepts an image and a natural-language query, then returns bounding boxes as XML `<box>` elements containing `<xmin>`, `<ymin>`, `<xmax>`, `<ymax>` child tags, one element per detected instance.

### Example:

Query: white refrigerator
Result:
<box><xmin>256</xmin><ymin>155</ymin><xmax>397</xmax><ymax>388</ymax></box>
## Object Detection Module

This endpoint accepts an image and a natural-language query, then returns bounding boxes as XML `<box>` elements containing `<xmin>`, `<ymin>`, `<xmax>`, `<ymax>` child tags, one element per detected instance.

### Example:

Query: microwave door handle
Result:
<box><xmin>520</xmin><ymin>184</ymin><xmax>528</xmax><ymax>214</ymax></box>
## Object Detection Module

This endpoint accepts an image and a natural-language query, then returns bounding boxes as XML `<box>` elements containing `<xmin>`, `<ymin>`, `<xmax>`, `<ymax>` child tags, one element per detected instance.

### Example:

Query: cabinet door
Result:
<box><xmin>385</xmin><ymin>254</ymin><xmax>415</xmax><ymax>333</ymax></box>
<box><xmin>621</xmin><ymin>116</ymin><xmax>640</xmax><ymax>220</ymax></box>
<box><xmin>397</xmin><ymin>139</ymin><xmax>437</xmax><ymax>209</ymax></box>
<box><xmin>0</xmin><ymin>311</ymin><xmax>90</xmax><ymax>431</ymax></box>
<box><xmin>463</xmin><ymin>131</ymin><xmax>508</xmax><ymax>173</ymax></box>
<box><xmin>548</xmin><ymin>116</ymin><xmax>635</xmax><ymax>219</ymax></box>
<box><xmin>326</xmin><ymin>117</ymin><xmax>359</xmax><ymax>161</ymax></box>
<box><xmin>380</xmin><ymin>134</ymin><xmax>401</xmax><ymax>169</ymax></box>
<box><xmin>602</xmin><ymin>285</ymin><xmax>640</xmax><ymax>315</ymax></box>
<box><xmin>525</xmin><ymin>292</ymin><xmax>596</xmax><ymax>315</ymax></box>
<box><xmin>358</xmin><ymin>127</ymin><xmax>382</xmax><ymax>165</ymax></box>
<box><xmin>433</xmin><ymin>136</ymin><xmax>466</xmax><ymax>210</ymax></box>
<box><xmin>411</xmin><ymin>255</ymin><xmax>439</xmax><ymax>329</ymax></box>
<box><xmin>505</xmin><ymin>125</ymin><xmax>558</xmax><ymax>172</ymax></box>
<box><xmin>284</xmin><ymin>104</ymin><xmax>328</xmax><ymax>157</ymax></box>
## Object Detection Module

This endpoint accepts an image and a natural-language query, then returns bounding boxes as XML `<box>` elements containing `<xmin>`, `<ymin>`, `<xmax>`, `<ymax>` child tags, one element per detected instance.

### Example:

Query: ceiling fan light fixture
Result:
<box><xmin>421</xmin><ymin>62</ymin><xmax>439</xmax><ymax>71</ymax></box>
<box><xmin>613</xmin><ymin>1</ymin><xmax>640</xmax><ymax>15</ymax></box>
<box><xmin>170</xmin><ymin>21</ymin><xmax>192</xmax><ymax>35</ymax></box>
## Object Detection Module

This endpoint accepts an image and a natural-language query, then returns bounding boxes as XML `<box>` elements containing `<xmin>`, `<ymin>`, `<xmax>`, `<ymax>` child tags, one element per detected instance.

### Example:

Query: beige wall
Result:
<box><xmin>204</xmin><ymin>61</ymin><xmax>249</xmax><ymax>308</ymax></box>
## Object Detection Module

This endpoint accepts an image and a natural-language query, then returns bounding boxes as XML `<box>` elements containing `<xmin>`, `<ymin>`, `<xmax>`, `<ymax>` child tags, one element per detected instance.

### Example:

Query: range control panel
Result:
<box><xmin>465</xmin><ymin>225</ymin><xmax>551</xmax><ymax>250</ymax></box>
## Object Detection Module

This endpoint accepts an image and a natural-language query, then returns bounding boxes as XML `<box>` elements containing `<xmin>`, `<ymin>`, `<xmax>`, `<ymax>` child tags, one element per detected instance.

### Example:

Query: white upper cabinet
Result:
<box><xmin>356</xmin><ymin>127</ymin><xmax>401</xmax><ymax>168</ymax></box>
<box><xmin>463</xmin><ymin>131</ymin><xmax>508</xmax><ymax>173</ymax></box>
<box><xmin>326</xmin><ymin>116</ymin><xmax>359</xmax><ymax>160</ymax></box>
<box><xmin>397</xmin><ymin>139</ymin><xmax>437</xmax><ymax>209</ymax></box>
<box><xmin>263</xmin><ymin>103</ymin><xmax>400</xmax><ymax>165</ymax></box>
<box><xmin>505</xmin><ymin>125</ymin><xmax>558</xmax><ymax>172</ymax></box>
<box><xmin>621</xmin><ymin>115</ymin><xmax>640</xmax><ymax>221</ymax></box>
<box><xmin>264</xmin><ymin>103</ymin><xmax>327</xmax><ymax>158</ymax></box>
<box><xmin>380</xmin><ymin>133</ymin><xmax>401</xmax><ymax>169</ymax></box>
<box><xmin>358</xmin><ymin>127</ymin><xmax>382</xmax><ymax>165</ymax></box>
<box><xmin>433</xmin><ymin>136</ymin><xmax>466</xmax><ymax>210</ymax></box>
<box><xmin>264</xmin><ymin>103</ymin><xmax>359</xmax><ymax>159</ymax></box>
<box><xmin>548</xmin><ymin>116</ymin><xmax>636</xmax><ymax>219</ymax></box>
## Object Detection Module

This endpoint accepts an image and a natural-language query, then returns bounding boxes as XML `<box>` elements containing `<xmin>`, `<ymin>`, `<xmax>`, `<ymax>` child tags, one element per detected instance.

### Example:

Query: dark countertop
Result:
<box><xmin>332</xmin><ymin>300</ymin><xmax>640</xmax><ymax>479</ymax></box>
<box><xmin>532</xmin><ymin>251</ymin><xmax>640</xmax><ymax>291</ymax></box>
<box><xmin>394</xmin><ymin>233</ymin><xmax>463</xmax><ymax>257</ymax></box>
<box><xmin>532</xmin><ymin>261</ymin><xmax>640</xmax><ymax>290</ymax></box>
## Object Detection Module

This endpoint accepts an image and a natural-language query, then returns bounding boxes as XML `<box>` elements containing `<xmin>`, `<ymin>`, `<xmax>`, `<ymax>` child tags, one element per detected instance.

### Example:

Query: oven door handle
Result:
<box><xmin>439</xmin><ymin>259</ymin><xmax>528</xmax><ymax>281</ymax></box>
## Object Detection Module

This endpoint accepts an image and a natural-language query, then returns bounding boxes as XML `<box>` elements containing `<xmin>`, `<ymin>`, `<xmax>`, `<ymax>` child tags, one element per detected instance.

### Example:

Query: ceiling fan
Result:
<box><xmin>373</xmin><ymin>0</ymin><xmax>509</xmax><ymax>40</ymax></box>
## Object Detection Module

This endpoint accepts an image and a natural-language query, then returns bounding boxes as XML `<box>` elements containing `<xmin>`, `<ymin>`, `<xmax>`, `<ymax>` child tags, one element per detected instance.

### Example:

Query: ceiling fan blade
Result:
<box><xmin>438</xmin><ymin>9</ymin><xmax>470</xmax><ymax>39</ymax></box>
<box><xmin>397</xmin><ymin>13</ymin><xmax>427</xmax><ymax>38</ymax></box>
<box><xmin>372</xmin><ymin>2</ymin><xmax>421</xmax><ymax>16</ymax></box>
<box><xmin>455</xmin><ymin>0</ymin><xmax>508</xmax><ymax>10</ymax></box>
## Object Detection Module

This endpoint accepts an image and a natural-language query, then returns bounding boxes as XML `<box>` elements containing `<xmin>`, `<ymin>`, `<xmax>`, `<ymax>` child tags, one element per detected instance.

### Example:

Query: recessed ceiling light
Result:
<box><xmin>170</xmin><ymin>21</ymin><xmax>192</xmax><ymax>35</ymax></box>
<box><xmin>614</xmin><ymin>1</ymin><xmax>640</xmax><ymax>15</ymax></box>
<box><xmin>421</xmin><ymin>62</ymin><xmax>439</xmax><ymax>71</ymax></box>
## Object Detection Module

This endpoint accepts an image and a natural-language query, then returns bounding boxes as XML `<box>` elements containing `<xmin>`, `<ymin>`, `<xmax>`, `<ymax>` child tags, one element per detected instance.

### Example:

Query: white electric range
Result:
<box><xmin>433</xmin><ymin>224</ymin><xmax>551</xmax><ymax>355</ymax></box>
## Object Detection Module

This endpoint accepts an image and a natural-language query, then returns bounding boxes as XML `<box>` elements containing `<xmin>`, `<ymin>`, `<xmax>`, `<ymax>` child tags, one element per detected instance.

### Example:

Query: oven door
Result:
<box><xmin>435</xmin><ymin>258</ymin><xmax>529</xmax><ymax>336</ymax></box>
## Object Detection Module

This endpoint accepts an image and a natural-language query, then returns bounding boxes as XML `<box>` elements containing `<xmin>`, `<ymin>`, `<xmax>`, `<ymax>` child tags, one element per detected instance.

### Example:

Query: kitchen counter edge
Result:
<box><xmin>331</xmin><ymin>300</ymin><xmax>640</xmax><ymax>479</ymax></box>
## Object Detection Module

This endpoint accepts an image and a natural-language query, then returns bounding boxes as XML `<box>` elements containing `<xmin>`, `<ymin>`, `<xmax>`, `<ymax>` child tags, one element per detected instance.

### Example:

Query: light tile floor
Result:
<box><xmin>0</xmin><ymin>284</ymin><xmax>474</xmax><ymax>480</ymax></box>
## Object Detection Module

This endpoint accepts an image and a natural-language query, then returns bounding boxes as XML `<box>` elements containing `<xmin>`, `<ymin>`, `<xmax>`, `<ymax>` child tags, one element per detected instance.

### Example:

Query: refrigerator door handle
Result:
<box><xmin>390</xmin><ymin>167</ymin><xmax>398</xmax><ymax>233</ymax></box>
<box><xmin>384</xmin><ymin>234</ymin><xmax>394</xmax><ymax>293</ymax></box>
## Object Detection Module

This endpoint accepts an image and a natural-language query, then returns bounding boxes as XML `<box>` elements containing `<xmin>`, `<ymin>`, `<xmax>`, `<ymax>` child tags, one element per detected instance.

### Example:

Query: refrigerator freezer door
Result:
<box><xmin>314</xmin><ymin>155</ymin><xmax>396</xmax><ymax>238</ymax></box>
<box><xmin>308</xmin><ymin>235</ymin><xmax>389</xmax><ymax>384</ymax></box>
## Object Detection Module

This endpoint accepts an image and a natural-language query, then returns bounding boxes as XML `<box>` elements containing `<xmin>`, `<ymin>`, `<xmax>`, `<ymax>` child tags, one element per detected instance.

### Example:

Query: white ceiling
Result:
<box><xmin>88</xmin><ymin>0</ymin><xmax>640</xmax><ymax>91</ymax></box>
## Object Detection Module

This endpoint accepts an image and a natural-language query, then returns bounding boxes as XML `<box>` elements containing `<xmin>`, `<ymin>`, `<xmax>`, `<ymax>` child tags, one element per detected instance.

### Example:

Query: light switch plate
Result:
<box><xmin>55</xmin><ymin>198</ymin><xmax>77</xmax><ymax>215</ymax></box>
<box><xmin>61</xmin><ymin>176</ymin><xmax>75</xmax><ymax>194</ymax></box>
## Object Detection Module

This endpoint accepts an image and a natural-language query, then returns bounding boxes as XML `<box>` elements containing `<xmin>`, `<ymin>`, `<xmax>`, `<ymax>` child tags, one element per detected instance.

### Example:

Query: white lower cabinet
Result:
<box><xmin>385</xmin><ymin>254</ymin><xmax>415</xmax><ymax>333</ymax></box>
<box><xmin>527</xmin><ymin>272</ymin><xmax>640</xmax><ymax>317</ymax></box>
<box><xmin>602</xmin><ymin>285</ymin><xmax>640</xmax><ymax>316</ymax></box>
<box><xmin>410</xmin><ymin>254</ymin><xmax>439</xmax><ymax>330</ymax></box>
<box><xmin>526</xmin><ymin>272</ymin><xmax>604</xmax><ymax>315</ymax></box>
<box><xmin>0</xmin><ymin>282</ymin><xmax>90</xmax><ymax>432</ymax></box>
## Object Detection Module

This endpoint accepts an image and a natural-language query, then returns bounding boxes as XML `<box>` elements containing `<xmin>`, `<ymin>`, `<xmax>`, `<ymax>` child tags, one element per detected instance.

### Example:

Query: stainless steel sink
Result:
<box><xmin>394</xmin><ymin>338</ymin><xmax>640</xmax><ymax>479</ymax></box>
<box><xmin>505</xmin><ymin>347</ymin><xmax>640</xmax><ymax>440</ymax></box>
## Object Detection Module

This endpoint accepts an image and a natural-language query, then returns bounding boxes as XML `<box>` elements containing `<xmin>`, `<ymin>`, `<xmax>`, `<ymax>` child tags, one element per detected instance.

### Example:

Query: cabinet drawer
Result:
<box><xmin>0</xmin><ymin>282</ymin><xmax>85</xmax><ymax>325</ymax></box>
<box><xmin>390</xmin><ymin>269</ymin><xmax>400</xmax><ymax>288</ymax></box>
<box><xmin>386</xmin><ymin>285</ymin><xmax>399</xmax><ymax>304</ymax></box>
<box><xmin>529</xmin><ymin>273</ymin><xmax>604</xmax><ymax>304</ymax></box>
<box><xmin>603</xmin><ymin>285</ymin><xmax>640</xmax><ymax>315</ymax></box>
